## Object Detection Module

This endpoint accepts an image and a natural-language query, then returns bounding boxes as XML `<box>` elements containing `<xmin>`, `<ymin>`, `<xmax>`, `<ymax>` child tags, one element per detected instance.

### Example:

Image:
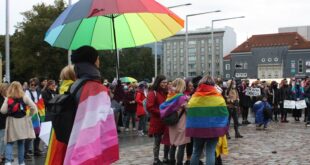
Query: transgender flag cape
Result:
<box><xmin>64</xmin><ymin>81</ymin><xmax>119</xmax><ymax>165</ymax></box>
<box><xmin>186</xmin><ymin>84</ymin><xmax>229</xmax><ymax>138</ymax></box>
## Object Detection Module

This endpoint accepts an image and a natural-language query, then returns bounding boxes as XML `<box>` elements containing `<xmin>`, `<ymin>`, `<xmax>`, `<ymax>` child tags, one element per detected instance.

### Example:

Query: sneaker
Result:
<box><xmin>24</xmin><ymin>154</ymin><xmax>32</xmax><ymax>160</ymax></box>
<box><xmin>153</xmin><ymin>159</ymin><xmax>163</xmax><ymax>165</ymax></box>
<box><xmin>137</xmin><ymin>130</ymin><xmax>144</xmax><ymax>136</ymax></box>
<box><xmin>306</xmin><ymin>122</ymin><xmax>310</xmax><ymax>127</ymax></box>
<box><xmin>34</xmin><ymin>152</ymin><xmax>43</xmax><ymax>157</ymax></box>
<box><xmin>133</xmin><ymin>128</ymin><xmax>137</xmax><ymax>131</ymax></box>
<box><xmin>162</xmin><ymin>158</ymin><xmax>170</xmax><ymax>164</ymax></box>
<box><xmin>125</xmin><ymin>128</ymin><xmax>129</xmax><ymax>132</ymax></box>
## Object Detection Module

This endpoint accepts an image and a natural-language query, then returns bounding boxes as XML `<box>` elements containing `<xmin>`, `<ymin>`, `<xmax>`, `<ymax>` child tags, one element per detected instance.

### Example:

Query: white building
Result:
<box><xmin>162</xmin><ymin>26</ymin><xmax>237</xmax><ymax>79</ymax></box>
<box><xmin>279</xmin><ymin>25</ymin><xmax>310</xmax><ymax>41</ymax></box>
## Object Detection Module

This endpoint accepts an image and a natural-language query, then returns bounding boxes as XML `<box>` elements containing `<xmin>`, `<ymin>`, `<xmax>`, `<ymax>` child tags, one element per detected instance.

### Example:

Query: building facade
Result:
<box><xmin>223</xmin><ymin>32</ymin><xmax>310</xmax><ymax>80</ymax></box>
<box><xmin>162</xmin><ymin>26</ymin><xmax>236</xmax><ymax>79</ymax></box>
<box><xmin>279</xmin><ymin>26</ymin><xmax>310</xmax><ymax>41</ymax></box>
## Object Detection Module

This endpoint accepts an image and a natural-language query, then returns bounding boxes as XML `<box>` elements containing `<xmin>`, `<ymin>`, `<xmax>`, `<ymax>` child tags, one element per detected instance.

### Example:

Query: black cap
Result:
<box><xmin>71</xmin><ymin>46</ymin><xmax>98</xmax><ymax>64</ymax></box>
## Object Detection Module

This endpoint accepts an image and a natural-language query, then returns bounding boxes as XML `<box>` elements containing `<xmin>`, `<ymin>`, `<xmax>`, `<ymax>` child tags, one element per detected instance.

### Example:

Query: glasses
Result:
<box><xmin>30</xmin><ymin>84</ymin><xmax>36</xmax><ymax>87</ymax></box>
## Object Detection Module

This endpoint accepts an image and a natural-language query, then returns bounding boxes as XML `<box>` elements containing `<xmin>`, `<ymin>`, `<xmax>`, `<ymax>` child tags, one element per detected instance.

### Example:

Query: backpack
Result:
<box><xmin>161</xmin><ymin>108</ymin><xmax>185</xmax><ymax>126</ymax></box>
<box><xmin>46</xmin><ymin>78</ymin><xmax>89</xmax><ymax>144</ymax></box>
<box><xmin>7</xmin><ymin>98</ymin><xmax>26</xmax><ymax>118</ymax></box>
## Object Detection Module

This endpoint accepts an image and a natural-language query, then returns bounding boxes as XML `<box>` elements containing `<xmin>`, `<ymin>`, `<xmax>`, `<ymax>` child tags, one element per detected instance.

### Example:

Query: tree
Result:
<box><xmin>99</xmin><ymin>47</ymin><xmax>154</xmax><ymax>82</ymax></box>
<box><xmin>10</xmin><ymin>0</ymin><xmax>67</xmax><ymax>82</ymax></box>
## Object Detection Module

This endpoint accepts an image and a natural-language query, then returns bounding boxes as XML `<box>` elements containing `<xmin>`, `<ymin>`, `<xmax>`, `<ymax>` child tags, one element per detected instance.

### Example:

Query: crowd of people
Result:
<box><xmin>0</xmin><ymin>45</ymin><xmax>309</xmax><ymax>165</ymax></box>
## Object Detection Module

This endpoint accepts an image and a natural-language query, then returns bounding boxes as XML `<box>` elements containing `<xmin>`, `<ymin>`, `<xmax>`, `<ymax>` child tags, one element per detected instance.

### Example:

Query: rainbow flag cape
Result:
<box><xmin>186</xmin><ymin>84</ymin><xmax>229</xmax><ymax>138</ymax></box>
<box><xmin>160</xmin><ymin>93</ymin><xmax>187</xmax><ymax>118</ymax></box>
<box><xmin>45</xmin><ymin>80</ymin><xmax>74</xmax><ymax>165</ymax></box>
<box><xmin>64</xmin><ymin>81</ymin><xmax>119</xmax><ymax>165</ymax></box>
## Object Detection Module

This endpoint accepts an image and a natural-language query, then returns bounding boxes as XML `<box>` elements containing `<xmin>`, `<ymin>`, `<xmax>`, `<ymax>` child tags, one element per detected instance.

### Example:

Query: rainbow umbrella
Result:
<box><xmin>120</xmin><ymin>77</ymin><xmax>137</xmax><ymax>83</ymax></box>
<box><xmin>44</xmin><ymin>0</ymin><xmax>184</xmax><ymax>78</ymax></box>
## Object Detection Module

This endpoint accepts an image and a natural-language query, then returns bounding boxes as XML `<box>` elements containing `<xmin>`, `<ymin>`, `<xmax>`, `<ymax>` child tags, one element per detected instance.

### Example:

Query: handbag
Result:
<box><xmin>162</xmin><ymin>108</ymin><xmax>185</xmax><ymax>126</ymax></box>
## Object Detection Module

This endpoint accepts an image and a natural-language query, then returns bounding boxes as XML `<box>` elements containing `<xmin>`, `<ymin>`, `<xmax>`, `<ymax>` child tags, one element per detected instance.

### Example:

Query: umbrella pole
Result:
<box><xmin>112</xmin><ymin>16</ymin><xmax>119</xmax><ymax>80</ymax></box>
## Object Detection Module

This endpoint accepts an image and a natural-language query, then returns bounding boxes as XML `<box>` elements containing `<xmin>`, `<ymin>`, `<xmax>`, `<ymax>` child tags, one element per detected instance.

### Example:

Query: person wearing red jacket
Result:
<box><xmin>135</xmin><ymin>83</ymin><xmax>147</xmax><ymax>136</ymax></box>
<box><xmin>147</xmin><ymin>75</ymin><xmax>169</xmax><ymax>165</ymax></box>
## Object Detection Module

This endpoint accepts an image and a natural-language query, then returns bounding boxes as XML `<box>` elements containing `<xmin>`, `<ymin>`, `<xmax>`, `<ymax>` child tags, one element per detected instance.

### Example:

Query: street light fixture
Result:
<box><xmin>211</xmin><ymin>16</ymin><xmax>245</xmax><ymax>78</ymax></box>
<box><xmin>154</xmin><ymin>3</ymin><xmax>192</xmax><ymax>79</ymax></box>
<box><xmin>68</xmin><ymin>0</ymin><xmax>72</xmax><ymax>65</ymax></box>
<box><xmin>5</xmin><ymin>0</ymin><xmax>10</xmax><ymax>83</ymax></box>
<box><xmin>185</xmin><ymin>10</ymin><xmax>221</xmax><ymax>77</ymax></box>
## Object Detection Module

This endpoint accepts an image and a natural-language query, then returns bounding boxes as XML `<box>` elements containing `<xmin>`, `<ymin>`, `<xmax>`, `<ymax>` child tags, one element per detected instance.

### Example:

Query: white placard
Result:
<box><xmin>295</xmin><ymin>100</ymin><xmax>307</xmax><ymax>109</ymax></box>
<box><xmin>284</xmin><ymin>100</ymin><xmax>295</xmax><ymax>109</ymax></box>
<box><xmin>245</xmin><ymin>88</ymin><xmax>261</xmax><ymax>97</ymax></box>
<box><xmin>39</xmin><ymin>121</ymin><xmax>52</xmax><ymax>146</ymax></box>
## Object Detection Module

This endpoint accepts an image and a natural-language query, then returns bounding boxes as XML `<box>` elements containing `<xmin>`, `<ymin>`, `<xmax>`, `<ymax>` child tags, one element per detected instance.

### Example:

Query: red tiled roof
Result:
<box><xmin>223</xmin><ymin>54</ymin><xmax>231</xmax><ymax>60</ymax></box>
<box><xmin>231</xmin><ymin>32</ymin><xmax>310</xmax><ymax>53</ymax></box>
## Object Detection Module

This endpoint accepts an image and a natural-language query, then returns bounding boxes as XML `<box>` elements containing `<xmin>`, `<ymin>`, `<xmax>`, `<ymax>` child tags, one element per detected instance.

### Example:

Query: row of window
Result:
<box><xmin>225</xmin><ymin>63</ymin><xmax>249</xmax><ymax>70</ymax></box>
<box><xmin>165</xmin><ymin>39</ymin><xmax>221</xmax><ymax>50</ymax></box>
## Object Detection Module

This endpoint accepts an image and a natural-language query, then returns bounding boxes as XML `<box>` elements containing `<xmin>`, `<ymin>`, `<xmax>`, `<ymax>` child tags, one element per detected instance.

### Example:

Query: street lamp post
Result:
<box><xmin>68</xmin><ymin>0</ymin><xmax>72</xmax><ymax>65</ymax></box>
<box><xmin>185</xmin><ymin>10</ymin><xmax>221</xmax><ymax>77</ymax></box>
<box><xmin>211</xmin><ymin>16</ymin><xmax>245</xmax><ymax>78</ymax></box>
<box><xmin>154</xmin><ymin>3</ymin><xmax>192</xmax><ymax>78</ymax></box>
<box><xmin>5</xmin><ymin>0</ymin><xmax>10</xmax><ymax>83</ymax></box>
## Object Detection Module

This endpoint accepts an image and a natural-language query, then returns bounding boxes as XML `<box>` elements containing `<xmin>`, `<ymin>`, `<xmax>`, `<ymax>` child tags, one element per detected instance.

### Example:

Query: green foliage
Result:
<box><xmin>10</xmin><ymin>0</ymin><xmax>67</xmax><ymax>82</ymax></box>
<box><xmin>99</xmin><ymin>47</ymin><xmax>154</xmax><ymax>82</ymax></box>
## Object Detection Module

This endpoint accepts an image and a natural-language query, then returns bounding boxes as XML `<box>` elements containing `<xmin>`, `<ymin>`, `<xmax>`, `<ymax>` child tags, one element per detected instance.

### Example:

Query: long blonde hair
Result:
<box><xmin>7</xmin><ymin>81</ymin><xmax>25</xmax><ymax>98</ymax></box>
<box><xmin>172</xmin><ymin>78</ymin><xmax>186</xmax><ymax>93</ymax></box>
<box><xmin>0</xmin><ymin>83</ymin><xmax>9</xmax><ymax>97</ymax></box>
<box><xmin>60</xmin><ymin>65</ymin><xmax>76</xmax><ymax>81</ymax></box>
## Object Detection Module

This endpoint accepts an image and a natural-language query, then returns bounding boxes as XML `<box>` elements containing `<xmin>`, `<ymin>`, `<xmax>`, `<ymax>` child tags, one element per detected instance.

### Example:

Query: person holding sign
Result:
<box><xmin>279</xmin><ymin>79</ymin><xmax>291</xmax><ymax>123</ymax></box>
<box><xmin>291</xmin><ymin>79</ymin><xmax>304</xmax><ymax>122</ymax></box>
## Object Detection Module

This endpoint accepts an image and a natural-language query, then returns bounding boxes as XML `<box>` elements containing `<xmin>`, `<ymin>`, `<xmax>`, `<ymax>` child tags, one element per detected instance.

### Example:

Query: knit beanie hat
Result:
<box><xmin>71</xmin><ymin>46</ymin><xmax>98</xmax><ymax>64</ymax></box>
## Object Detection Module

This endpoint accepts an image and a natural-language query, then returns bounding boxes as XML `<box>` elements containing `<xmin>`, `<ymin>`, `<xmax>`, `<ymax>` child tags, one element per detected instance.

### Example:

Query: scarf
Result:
<box><xmin>159</xmin><ymin>93</ymin><xmax>188</xmax><ymax>118</ymax></box>
<box><xmin>186</xmin><ymin>84</ymin><xmax>229</xmax><ymax>138</ymax></box>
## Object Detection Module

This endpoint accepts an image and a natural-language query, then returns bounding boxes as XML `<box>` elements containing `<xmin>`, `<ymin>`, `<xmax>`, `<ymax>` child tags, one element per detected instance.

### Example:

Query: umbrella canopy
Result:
<box><xmin>120</xmin><ymin>77</ymin><xmax>137</xmax><ymax>83</ymax></box>
<box><xmin>44</xmin><ymin>0</ymin><xmax>184</xmax><ymax>50</ymax></box>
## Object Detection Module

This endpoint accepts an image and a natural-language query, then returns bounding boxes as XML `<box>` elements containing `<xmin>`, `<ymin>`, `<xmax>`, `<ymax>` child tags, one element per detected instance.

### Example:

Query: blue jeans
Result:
<box><xmin>190</xmin><ymin>137</ymin><xmax>218</xmax><ymax>165</ymax></box>
<box><xmin>5</xmin><ymin>140</ymin><xmax>25</xmax><ymax>164</ymax></box>
<box><xmin>138</xmin><ymin>115</ymin><xmax>147</xmax><ymax>132</ymax></box>
<box><xmin>124</xmin><ymin>111</ymin><xmax>136</xmax><ymax>129</ymax></box>
<box><xmin>0</xmin><ymin>129</ymin><xmax>5</xmax><ymax>155</ymax></box>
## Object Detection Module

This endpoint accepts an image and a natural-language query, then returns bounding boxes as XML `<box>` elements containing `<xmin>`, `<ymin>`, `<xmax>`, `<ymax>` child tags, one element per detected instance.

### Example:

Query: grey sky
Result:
<box><xmin>0</xmin><ymin>0</ymin><xmax>309</xmax><ymax>45</ymax></box>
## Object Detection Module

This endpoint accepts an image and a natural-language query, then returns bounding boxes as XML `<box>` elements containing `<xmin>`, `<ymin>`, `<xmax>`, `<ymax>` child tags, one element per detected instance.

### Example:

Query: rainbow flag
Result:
<box><xmin>160</xmin><ymin>93</ymin><xmax>188</xmax><ymax>118</ymax></box>
<box><xmin>186</xmin><ymin>84</ymin><xmax>229</xmax><ymax>138</ymax></box>
<box><xmin>64</xmin><ymin>81</ymin><xmax>119</xmax><ymax>165</ymax></box>
<box><xmin>36</xmin><ymin>98</ymin><xmax>46</xmax><ymax>122</ymax></box>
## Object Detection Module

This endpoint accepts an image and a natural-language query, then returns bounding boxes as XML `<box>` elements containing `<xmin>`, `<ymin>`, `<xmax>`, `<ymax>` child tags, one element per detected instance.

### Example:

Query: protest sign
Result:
<box><xmin>284</xmin><ymin>100</ymin><xmax>295</xmax><ymax>109</ymax></box>
<box><xmin>245</xmin><ymin>88</ymin><xmax>261</xmax><ymax>97</ymax></box>
<box><xmin>295</xmin><ymin>100</ymin><xmax>307</xmax><ymax>109</ymax></box>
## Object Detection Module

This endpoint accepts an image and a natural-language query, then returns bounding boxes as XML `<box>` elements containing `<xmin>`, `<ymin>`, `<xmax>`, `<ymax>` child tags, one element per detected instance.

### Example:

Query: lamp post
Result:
<box><xmin>185</xmin><ymin>10</ymin><xmax>221</xmax><ymax>77</ymax></box>
<box><xmin>211</xmin><ymin>16</ymin><xmax>245</xmax><ymax>78</ymax></box>
<box><xmin>154</xmin><ymin>3</ymin><xmax>192</xmax><ymax>79</ymax></box>
<box><xmin>68</xmin><ymin>0</ymin><xmax>72</xmax><ymax>65</ymax></box>
<box><xmin>5</xmin><ymin>0</ymin><xmax>10</xmax><ymax>83</ymax></box>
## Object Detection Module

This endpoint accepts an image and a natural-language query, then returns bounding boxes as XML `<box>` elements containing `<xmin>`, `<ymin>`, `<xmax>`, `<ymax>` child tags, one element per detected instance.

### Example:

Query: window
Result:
<box><xmin>244</xmin><ymin>62</ymin><xmax>248</xmax><ymax>69</ymax></box>
<box><xmin>201</xmin><ymin>40</ymin><xmax>205</xmax><ymax>45</ymax></box>
<box><xmin>189</xmin><ymin>56</ymin><xmax>196</xmax><ymax>61</ymax></box>
<box><xmin>298</xmin><ymin>59</ymin><xmax>303</xmax><ymax>73</ymax></box>
<box><xmin>226</xmin><ymin>74</ymin><xmax>230</xmax><ymax>78</ymax></box>
<box><xmin>201</xmin><ymin>56</ymin><xmax>205</xmax><ymax>61</ymax></box>
<box><xmin>201</xmin><ymin>47</ymin><xmax>205</xmax><ymax>52</ymax></box>
<box><xmin>180</xmin><ymin>41</ymin><xmax>184</xmax><ymax>47</ymax></box>
<box><xmin>225</xmin><ymin>64</ymin><xmax>230</xmax><ymax>70</ymax></box>
<box><xmin>215</xmin><ymin>38</ymin><xmax>220</xmax><ymax>44</ymax></box>
<box><xmin>189</xmin><ymin>72</ymin><xmax>196</xmax><ymax>76</ymax></box>
<box><xmin>189</xmin><ymin>64</ymin><xmax>196</xmax><ymax>69</ymax></box>
<box><xmin>189</xmin><ymin>41</ymin><xmax>196</xmax><ymax>45</ymax></box>
<box><xmin>188</xmin><ymin>48</ymin><xmax>196</xmax><ymax>54</ymax></box>
<box><xmin>180</xmin><ymin>49</ymin><xmax>184</xmax><ymax>55</ymax></box>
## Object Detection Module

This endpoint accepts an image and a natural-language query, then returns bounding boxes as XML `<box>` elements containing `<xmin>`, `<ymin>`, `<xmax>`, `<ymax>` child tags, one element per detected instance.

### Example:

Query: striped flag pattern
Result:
<box><xmin>186</xmin><ymin>84</ymin><xmax>229</xmax><ymax>138</ymax></box>
<box><xmin>64</xmin><ymin>81</ymin><xmax>119</xmax><ymax>165</ymax></box>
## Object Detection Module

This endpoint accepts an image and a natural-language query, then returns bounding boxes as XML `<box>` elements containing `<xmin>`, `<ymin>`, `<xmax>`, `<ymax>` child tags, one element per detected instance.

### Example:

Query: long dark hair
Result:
<box><xmin>152</xmin><ymin>75</ymin><xmax>166</xmax><ymax>91</ymax></box>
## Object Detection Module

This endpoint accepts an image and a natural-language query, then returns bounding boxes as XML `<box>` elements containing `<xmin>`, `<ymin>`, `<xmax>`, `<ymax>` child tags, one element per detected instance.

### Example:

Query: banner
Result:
<box><xmin>295</xmin><ymin>100</ymin><xmax>307</xmax><ymax>109</ymax></box>
<box><xmin>245</xmin><ymin>88</ymin><xmax>261</xmax><ymax>97</ymax></box>
<box><xmin>284</xmin><ymin>100</ymin><xmax>295</xmax><ymax>109</ymax></box>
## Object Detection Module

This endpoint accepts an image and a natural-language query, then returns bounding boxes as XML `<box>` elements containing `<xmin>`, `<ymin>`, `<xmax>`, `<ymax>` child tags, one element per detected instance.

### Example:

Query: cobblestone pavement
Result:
<box><xmin>114</xmin><ymin>117</ymin><xmax>310</xmax><ymax>165</ymax></box>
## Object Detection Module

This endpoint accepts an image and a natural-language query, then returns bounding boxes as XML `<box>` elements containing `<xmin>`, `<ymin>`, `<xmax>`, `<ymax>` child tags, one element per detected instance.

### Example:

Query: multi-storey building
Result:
<box><xmin>279</xmin><ymin>26</ymin><xmax>310</xmax><ymax>41</ymax></box>
<box><xmin>162</xmin><ymin>26</ymin><xmax>237</xmax><ymax>79</ymax></box>
<box><xmin>223</xmin><ymin>32</ymin><xmax>310</xmax><ymax>80</ymax></box>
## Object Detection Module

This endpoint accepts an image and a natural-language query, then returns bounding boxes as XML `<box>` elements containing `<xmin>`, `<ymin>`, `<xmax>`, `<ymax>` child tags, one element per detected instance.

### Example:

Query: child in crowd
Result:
<box><xmin>253</xmin><ymin>96</ymin><xmax>272</xmax><ymax>129</ymax></box>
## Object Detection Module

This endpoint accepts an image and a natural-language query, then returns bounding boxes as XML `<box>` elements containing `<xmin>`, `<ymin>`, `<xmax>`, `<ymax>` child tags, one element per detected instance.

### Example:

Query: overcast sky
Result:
<box><xmin>0</xmin><ymin>0</ymin><xmax>309</xmax><ymax>45</ymax></box>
